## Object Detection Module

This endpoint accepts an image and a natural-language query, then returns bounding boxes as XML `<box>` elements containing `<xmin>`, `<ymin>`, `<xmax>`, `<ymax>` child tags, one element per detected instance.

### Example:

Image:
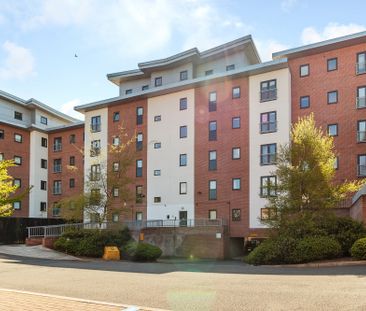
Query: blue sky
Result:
<box><xmin>0</xmin><ymin>0</ymin><xmax>365</xmax><ymax>120</ymax></box>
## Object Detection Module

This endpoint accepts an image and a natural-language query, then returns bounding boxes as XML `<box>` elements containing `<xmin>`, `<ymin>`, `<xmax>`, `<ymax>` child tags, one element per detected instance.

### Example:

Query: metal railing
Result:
<box><xmin>358</xmin><ymin>165</ymin><xmax>366</xmax><ymax>177</ymax></box>
<box><xmin>27</xmin><ymin>218</ymin><xmax>227</xmax><ymax>238</ymax></box>
<box><xmin>90</xmin><ymin>123</ymin><xmax>101</xmax><ymax>132</ymax></box>
<box><xmin>356</xmin><ymin>96</ymin><xmax>366</xmax><ymax>109</ymax></box>
<box><xmin>53</xmin><ymin>143</ymin><xmax>62</xmax><ymax>152</ymax></box>
<box><xmin>356</xmin><ymin>62</ymin><xmax>366</xmax><ymax>75</ymax></box>
<box><xmin>357</xmin><ymin>131</ymin><xmax>366</xmax><ymax>142</ymax></box>
<box><xmin>260</xmin><ymin>89</ymin><xmax>277</xmax><ymax>102</ymax></box>
<box><xmin>260</xmin><ymin>121</ymin><xmax>277</xmax><ymax>133</ymax></box>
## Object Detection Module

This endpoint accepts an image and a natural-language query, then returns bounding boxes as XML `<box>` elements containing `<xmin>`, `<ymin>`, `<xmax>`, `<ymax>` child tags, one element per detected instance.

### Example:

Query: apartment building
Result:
<box><xmin>0</xmin><ymin>90</ymin><xmax>84</xmax><ymax>218</ymax></box>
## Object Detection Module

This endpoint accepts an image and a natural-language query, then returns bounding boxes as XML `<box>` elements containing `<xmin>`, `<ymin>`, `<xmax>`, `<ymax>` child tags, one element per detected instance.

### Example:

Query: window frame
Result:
<box><xmin>327</xmin><ymin>90</ymin><xmax>338</xmax><ymax>104</ymax></box>
<box><xmin>14</xmin><ymin>111</ymin><xmax>23</xmax><ymax>120</ymax></box>
<box><xmin>327</xmin><ymin>58</ymin><xmax>338</xmax><ymax>72</ymax></box>
<box><xmin>136</xmin><ymin>159</ymin><xmax>143</xmax><ymax>177</ymax></box>
<box><xmin>260</xmin><ymin>176</ymin><xmax>277</xmax><ymax>197</ymax></box>
<box><xmin>179</xmin><ymin>153</ymin><xmax>187</xmax><ymax>167</ymax></box>
<box><xmin>155</xmin><ymin>76</ymin><xmax>162</xmax><ymax>87</ymax></box>
<box><xmin>327</xmin><ymin>124</ymin><xmax>338</xmax><ymax>137</ymax></box>
<box><xmin>209</xmin><ymin>209</ymin><xmax>217</xmax><ymax>220</ymax></box>
<box><xmin>299</xmin><ymin>64</ymin><xmax>310</xmax><ymax>77</ymax></box>
<box><xmin>14</xmin><ymin>133</ymin><xmax>22</xmax><ymax>143</ymax></box>
<box><xmin>232</xmin><ymin>86</ymin><xmax>240</xmax><ymax>99</ymax></box>
<box><xmin>113</xmin><ymin>112</ymin><xmax>120</xmax><ymax>122</ymax></box>
<box><xmin>14</xmin><ymin>156</ymin><xmax>22</xmax><ymax>165</ymax></box>
<box><xmin>208</xmin><ymin>150</ymin><xmax>217</xmax><ymax>171</ymax></box>
<box><xmin>232</xmin><ymin>209</ymin><xmax>241</xmax><ymax>221</ymax></box>
<box><xmin>260</xmin><ymin>143</ymin><xmax>277</xmax><ymax>165</ymax></box>
<box><xmin>232</xmin><ymin>147</ymin><xmax>241</xmax><ymax>160</ymax></box>
<box><xmin>209</xmin><ymin>121</ymin><xmax>217</xmax><ymax>141</ymax></box>
<box><xmin>209</xmin><ymin>180</ymin><xmax>217</xmax><ymax>200</ymax></box>
<box><xmin>300</xmin><ymin>96</ymin><xmax>310</xmax><ymax>109</ymax></box>
<box><xmin>232</xmin><ymin>178</ymin><xmax>241</xmax><ymax>190</ymax></box>
<box><xmin>180</xmin><ymin>70</ymin><xmax>188</xmax><ymax>81</ymax></box>
<box><xmin>208</xmin><ymin>91</ymin><xmax>217</xmax><ymax>112</ymax></box>
<box><xmin>180</xmin><ymin>125</ymin><xmax>188</xmax><ymax>138</ymax></box>
<box><xmin>180</xmin><ymin>98</ymin><xmax>188</xmax><ymax>110</ymax></box>
<box><xmin>232</xmin><ymin>117</ymin><xmax>241</xmax><ymax>129</ymax></box>
<box><xmin>40</xmin><ymin>116</ymin><xmax>48</xmax><ymax>125</ymax></box>
<box><xmin>179</xmin><ymin>182</ymin><xmax>187</xmax><ymax>195</ymax></box>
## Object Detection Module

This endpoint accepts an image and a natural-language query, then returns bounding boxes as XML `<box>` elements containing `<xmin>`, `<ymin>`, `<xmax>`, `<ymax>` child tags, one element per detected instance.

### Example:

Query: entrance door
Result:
<box><xmin>179</xmin><ymin>211</ymin><xmax>187</xmax><ymax>227</ymax></box>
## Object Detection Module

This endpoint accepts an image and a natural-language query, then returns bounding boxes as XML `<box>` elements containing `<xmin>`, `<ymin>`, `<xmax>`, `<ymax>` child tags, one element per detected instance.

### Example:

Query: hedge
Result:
<box><xmin>351</xmin><ymin>237</ymin><xmax>366</xmax><ymax>260</ymax></box>
<box><xmin>121</xmin><ymin>241</ymin><xmax>162</xmax><ymax>262</ymax></box>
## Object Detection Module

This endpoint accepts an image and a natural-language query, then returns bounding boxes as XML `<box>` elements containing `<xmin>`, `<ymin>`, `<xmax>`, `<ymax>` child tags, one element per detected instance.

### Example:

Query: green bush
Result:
<box><xmin>54</xmin><ymin>227</ymin><xmax>131</xmax><ymax>257</ymax></box>
<box><xmin>351</xmin><ymin>237</ymin><xmax>366</xmax><ymax>260</ymax></box>
<box><xmin>121</xmin><ymin>241</ymin><xmax>162</xmax><ymax>262</ymax></box>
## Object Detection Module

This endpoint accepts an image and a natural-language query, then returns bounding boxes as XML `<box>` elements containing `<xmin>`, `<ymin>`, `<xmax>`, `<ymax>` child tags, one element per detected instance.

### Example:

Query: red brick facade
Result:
<box><xmin>194</xmin><ymin>77</ymin><xmax>250</xmax><ymax>237</ymax></box>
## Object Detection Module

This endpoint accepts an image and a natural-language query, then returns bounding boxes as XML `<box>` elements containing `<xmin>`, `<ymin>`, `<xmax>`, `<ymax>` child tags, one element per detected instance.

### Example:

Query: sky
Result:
<box><xmin>0</xmin><ymin>0</ymin><xmax>366</xmax><ymax>120</ymax></box>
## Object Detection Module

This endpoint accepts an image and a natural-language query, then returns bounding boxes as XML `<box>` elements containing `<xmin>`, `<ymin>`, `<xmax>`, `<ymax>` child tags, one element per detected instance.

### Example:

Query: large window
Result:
<box><xmin>136</xmin><ymin>107</ymin><xmax>143</xmax><ymax>125</ymax></box>
<box><xmin>53</xmin><ymin>137</ymin><xmax>62</xmax><ymax>152</ymax></box>
<box><xmin>136</xmin><ymin>133</ymin><xmax>143</xmax><ymax>151</ymax></box>
<box><xmin>260</xmin><ymin>111</ymin><xmax>277</xmax><ymax>133</ymax></box>
<box><xmin>90</xmin><ymin>164</ymin><xmax>101</xmax><ymax>181</ymax></box>
<box><xmin>260</xmin><ymin>79</ymin><xmax>277</xmax><ymax>102</ymax></box>
<box><xmin>357</xmin><ymin>86</ymin><xmax>366</xmax><ymax>109</ymax></box>
<box><xmin>136</xmin><ymin>159</ymin><xmax>143</xmax><ymax>177</ymax></box>
<box><xmin>209</xmin><ymin>150</ymin><xmax>217</xmax><ymax>170</ymax></box>
<box><xmin>357</xmin><ymin>52</ymin><xmax>366</xmax><ymax>74</ymax></box>
<box><xmin>209</xmin><ymin>180</ymin><xmax>217</xmax><ymax>200</ymax></box>
<box><xmin>357</xmin><ymin>120</ymin><xmax>366</xmax><ymax>142</ymax></box>
<box><xmin>90</xmin><ymin>116</ymin><xmax>101</xmax><ymax>132</ymax></box>
<box><xmin>358</xmin><ymin>155</ymin><xmax>366</xmax><ymax>177</ymax></box>
<box><xmin>209</xmin><ymin>91</ymin><xmax>217</xmax><ymax>112</ymax></box>
<box><xmin>53</xmin><ymin>159</ymin><xmax>62</xmax><ymax>173</ymax></box>
<box><xmin>180</xmin><ymin>126</ymin><xmax>187</xmax><ymax>138</ymax></box>
<box><xmin>260</xmin><ymin>144</ymin><xmax>277</xmax><ymax>165</ymax></box>
<box><xmin>260</xmin><ymin>176</ymin><xmax>277</xmax><ymax>197</ymax></box>
<box><xmin>209</xmin><ymin>121</ymin><xmax>217</xmax><ymax>141</ymax></box>
<box><xmin>180</xmin><ymin>154</ymin><xmax>187</xmax><ymax>167</ymax></box>
<box><xmin>53</xmin><ymin>180</ymin><xmax>62</xmax><ymax>195</ymax></box>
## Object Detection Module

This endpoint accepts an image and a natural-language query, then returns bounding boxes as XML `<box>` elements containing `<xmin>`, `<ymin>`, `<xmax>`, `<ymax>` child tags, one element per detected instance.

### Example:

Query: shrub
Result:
<box><xmin>351</xmin><ymin>237</ymin><xmax>366</xmax><ymax>260</ymax></box>
<box><xmin>121</xmin><ymin>241</ymin><xmax>162</xmax><ymax>262</ymax></box>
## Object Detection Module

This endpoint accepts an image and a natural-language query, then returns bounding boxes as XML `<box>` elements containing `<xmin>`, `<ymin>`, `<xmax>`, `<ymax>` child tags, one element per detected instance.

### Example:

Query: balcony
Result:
<box><xmin>260</xmin><ymin>89</ymin><xmax>277</xmax><ymax>102</ymax></box>
<box><xmin>260</xmin><ymin>154</ymin><xmax>277</xmax><ymax>165</ymax></box>
<box><xmin>90</xmin><ymin>173</ymin><xmax>101</xmax><ymax>181</ymax></box>
<box><xmin>356</xmin><ymin>62</ymin><xmax>366</xmax><ymax>75</ymax></box>
<box><xmin>208</xmin><ymin>101</ymin><xmax>217</xmax><ymax>112</ymax></box>
<box><xmin>53</xmin><ymin>186</ymin><xmax>62</xmax><ymax>195</ymax></box>
<box><xmin>53</xmin><ymin>143</ymin><xmax>62</xmax><ymax>152</ymax></box>
<box><xmin>357</xmin><ymin>131</ymin><xmax>366</xmax><ymax>143</ymax></box>
<box><xmin>356</xmin><ymin>96</ymin><xmax>366</xmax><ymax>109</ymax></box>
<box><xmin>90</xmin><ymin>123</ymin><xmax>101</xmax><ymax>133</ymax></box>
<box><xmin>358</xmin><ymin>165</ymin><xmax>366</xmax><ymax>177</ymax></box>
<box><xmin>260</xmin><ymin>121</ymin><xmax>277</xmax><ymax>133</ymax></box>
<box><xmin>53</xmin><ymin>164</ymin><xmax>62</xmax><ymax>173</ymax></box>
<box><xmin>90</xmin><ymin>147</ymin><xmax>100</xmax><ymax>157</ymax></box>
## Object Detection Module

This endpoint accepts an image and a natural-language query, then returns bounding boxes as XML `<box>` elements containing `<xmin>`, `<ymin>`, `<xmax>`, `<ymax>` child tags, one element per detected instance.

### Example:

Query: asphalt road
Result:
<box><xmin>0</xmin><ymin>254</ymin><xmax>366</xmax><ymax>311</ymax></box>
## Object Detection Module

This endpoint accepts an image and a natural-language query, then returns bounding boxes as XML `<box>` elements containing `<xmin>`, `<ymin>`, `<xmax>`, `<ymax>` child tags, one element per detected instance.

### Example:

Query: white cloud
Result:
<box><xmin>301</xmin><ymin>23</ymin><xmax>366</xmax><ymax>45</ymax></box>
<box><xmin>256</xmin><ymin>40</ymin><xmax>290</xmax><ymax>61</ymax></box>
<box><xmin>281</xmin><ymin>0</ymin><xmax>298</xmax><ymax>13</ymax></box>
<box><xmin>0</xmin><ymin>41</ymin><xmax>35</xmax><ymax>80</ymax></box>
<box><xmin>60</xmin><ymin>99</ymin><xmax>84</xmax><ymax>121</ymax></box>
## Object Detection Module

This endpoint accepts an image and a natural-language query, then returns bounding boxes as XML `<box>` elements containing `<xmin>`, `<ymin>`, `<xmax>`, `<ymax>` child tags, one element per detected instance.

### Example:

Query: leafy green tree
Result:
<box><xmin>0</xmin><ymin>160</ymin><xmax>21</xmax><ymax>216</ymax></box>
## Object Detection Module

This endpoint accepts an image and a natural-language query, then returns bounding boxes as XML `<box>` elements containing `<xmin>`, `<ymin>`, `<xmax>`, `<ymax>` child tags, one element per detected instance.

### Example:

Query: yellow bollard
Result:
<box><xmin>102</xmin><ymin>246</ymin><xmax>120</xmax><ymax>260</ymax></box>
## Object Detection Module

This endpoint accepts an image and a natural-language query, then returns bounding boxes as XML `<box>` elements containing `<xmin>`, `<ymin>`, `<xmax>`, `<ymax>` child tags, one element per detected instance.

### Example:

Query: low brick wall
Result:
<box><xmin>25</xmin><ymin>237</ymin><xmax>43</xmax><ymax>246</ymax></box>
<box><xmin>25</xmin><ymin>237</ymin><xmax>58</xmax><ymax>249</ymax></box>
<box><xmin>132</xmin><ymin>226</ymin><xmax>228</xmax><ymax>259</ymax></box>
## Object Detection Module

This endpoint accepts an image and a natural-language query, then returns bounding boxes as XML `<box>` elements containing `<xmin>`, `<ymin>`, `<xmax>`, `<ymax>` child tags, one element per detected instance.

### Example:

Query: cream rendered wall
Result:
<box><xmin>119</xmin><ymin>78</ymin><xmax>151</xmax><ymax>97</ymax></box>
<box><xmin>29</xmin><ymin>131</ymin><xmax>49</xmax><ymax>218</ymax></box>
<box><xmin>0</xmin><ymin>99</ymin><xmax>31</xmax><ymax>126</ymax></box>
<box><xmin>33</xmin><ymin>109</ymin><xmax>72</xmax><ymax>129</ymax></box>
<box><xmin>151</xmin><ymin>63</ymin><xmax>193</xmax><ymax>87</ymax></box>
<box><xmin>147</xmin><ymin>89</ymin><xmax>195</xmax><ymax>221</ymax></box>
<box><xmin>83</xmin><ymin>107</ymin><xmax>108</xmax><ymax>222</ymax></box>
<box><xmin>249</xmin><ymin>68</ymin><xmax>291</xmax><ymax>228</ymax></box>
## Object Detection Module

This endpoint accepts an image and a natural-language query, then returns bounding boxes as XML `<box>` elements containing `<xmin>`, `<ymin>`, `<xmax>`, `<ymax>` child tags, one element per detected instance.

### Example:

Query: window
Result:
<box><xmin>52</xmin><ymin>203</ymin><xmax>60</xmax><ymax>217</ymax></box>
<box><xmin>142</xmin><ymin>85</ymin><xmax>149</xmax><ymax>91</ymax></box>
<box><xmin>154</xmin><ymin>169</ymin><xmax>161</xmax><ymax>176</ymax></box>
<box><xmin>0</xmin><ymin>130</ymin><xmax>4</xmax><ymax>139</ymax></box>
<box><xmin>91</xmin><ymin>116</ymin><xmax>101</xmax><ymax>132</ymax></box>
<box><xmin>136</xmin><ymin>185</ymin><xmax>143</xmax><ymax>204</ymax></box>
<box><xmin>40</xmin><ymin>116</ymin><xmax>48</xmax><ymax>125</ymax></box>
<box><xmin>41</xmin><ymin>159</ymin><xmax>47</xmax><ymax>169</ymax></box>
<box><xmin>232</xmin><ymin>117</ymin><xmax>240</xmax><ymax>129</ymax></box>
<box><xmin>13</xmin><ymin>201</ymin><xmax>21</xmax><ymax>210</ymax></box>
<box><xmin>260</xmin><ymin>176</ymin><xmax>277</xmax><ymax>197</ymax></box>
<box><xmin>260</xmin><ymin>143</ymin><xmax>277</xmax><ymax>165</ymax></box>
<box><xmin>14</xmin><ymin>111</ymin><xmax>23</xmax><ymax>120</ymax></box>
<box><xmin>53</xmin><ymin>137</ymin><xmax>62</xmax><ymax>152</ymax></box>
<box><xmin>357</xmin><ymin>52</ymin><xmax>366</xmax><ymax>74</ymax></box>
<box><xmin>155</xmin><ymin>76</ymin><xmax>162</xmax><ymax>87</ymax></box>
<box><xmin>112</xmin><ymin>213</ymin><xmax>119</xmax><ymax>222</ymax></box>
<box><xmin>136</xmin><ymin>212</ymin><xmax>143</xmax><ymax>221</ymax></box>
<box><xmin>205</xmin><ymin>69</ymin><xmax>213</xmax><ymax>76</ymax></box>
<box><xmin>90</xmin><ymin>140</ymin><xmax>101</xmax><ymax>157</ymax></box>
<box><xmin>328</xmin><ymin>90</ymin><xmax>338</xmax><ymax>104</ymax></box>
<box><xmin>232</xmin><ymin>87</ymin><xmax>240</xmax><ymax>99</ymax></box>
<box><xmin>261</xmin><ymin>208</ymin><xmax>277</xmax><ymax>220</ymax></box>
<box><xmin>90</xmin><ymin>164</ymin><xmax>101</xmax><ymax>181</ymax></box>
<box><xmin>154</xmin><ymin>142</ymin><xmax>161</xmax><ymax>149</ymax></box>
<box><xmin>68</xmin><ymin>156</ymin><xmax>75</xmax><ymax>166</ymax></box>
<box><xmin>180</xmin><ymin>154</ymin><xmax>187</xmax><ymax>167</ymax></box>
<box><xmin>209</xmin><ymin>121</ymin><xmax>217</xmax><ymax>141</ymax></box>
<box><xmin>113</xmin><ymin>112</ymin><xmax>120</xmax><ymax>122</ymax></box>
<box><xmin>53</xmin><ymin>159</ymin><xmax>62</xmax><ymax>173</ymax></box>
<box><xmin>327</xmin><ymin>58</ymin><xmax>337</xmax><ymax>71</ymax></box>
<box><xmin>232</xmin><ymin>209</ymin><xmax>241</xmax><ymax>221</ymax></box>
<box><xmin>113</xmin><ymin>187</ymin><xmax>119</xmax><ymax>197</ymax></box>
<box><xmin>14</xmin><ymin>133</ymin><xmax>22</xmax><ymax>143</ymax></box>
<box><xmin>13</xmin><ymin>179</ymin><xmax>21</xmax><ymax>188</ymax></box>
<box><xmin>209</xmin><ymin>210</ymin><xmax>217</xmax><ymax>220</ymax></box>
<box><xmin>179</xmin><ymin>182</ymin><xmax>187</xmax><ymax>194</ymax></box>
<box><xmin>136</xmin><ymin>133</ymin><xmax>143</xmax><ymax>151</ymax></box>
<box><xmin>0</xmin><ymin>153</ymin><xmax>3</xmax><ymax>161</ymax></box>
<box><xmin>358</xmin><ymin>121</ymin><xmax>366</xmax><ymax>142</ymax></box>
<box><xmin>136</xmin><ymin>159</ymin><xmax>143</xmax><ymax>177</ymax></box>
<box><xmin>180</xmin><ymin>126</ymin><xmax>187</xmax><ymax>138</ymax></box>
<box><xmin>180</xmin><ymin>98</ymin><xmax>187</xmax><ymax>110</ymax></box>
<box><xmin>300</xmin><ymin>64</ymin><xmax>309</xmax><ymax>77</ymax></box>
<box><xmin>154</xmin><ymin>115</ymin><xmax>161</xmax><ymax>122</ymax></box>
<box><xmin>209</xmin><ymin>180</ymin><xmax>217</xmax><ymax>200</ymax></box>
<box><xmin>40</xmin><ymin>202</ymin><xmax>47</xmax><ymax>212</ymax></box>
<box><xmin>334</xmin><ymin>157</ymin><xmax>339</xmax><ymax>170</ymax></box>
<box><xmin>41</xmin><ymin>137</ymin><xmax>48</xmax><ymax>147</ymax></box>
<box><xmin>112</xmin><ymin>136</ymin><xmax>120</xmax><ymax>146</ymax></box>
<box><xmin>69</xmin><ymin>134</ymin><xmax>76</xmax><ymax>144</ymax></box>
<box><xmin>358</xmin><ymin>155</ymin><xmax>366</xmax><ymax>176</ymax></box>
<box><xmin>125</xmin><ymin>89</ymin><xmax>132</xmax><ymax>95</ymax></box>
<box><xmin>136</xmin><ymin>107</ymin><xmax>143</xmax><ymax>125</ymax></box>
<box><xmin>232</xmin><ymin>178</ymin><xmax>241</xmax><ymax>190</ymax></box>
<box><xmin>300</xmin><ymin>96</ymin><xmax>310</xmax><ymax>109</ymax></box>
<box><xmin>53</xmin><ymin>180</ymin><xmax>62</xmax><ymax>195</ymax></box>
<box><xmin>260</xmin><ymin>111</ymin><xmax>277</xmax><ymax>133</ymax></box>
<box><xmin>154</xmin><ymin>197</ymin><xmax>161</xmax><ymax>203</ymax></box>
<box><xmin>113</xmin><ymin>162</ymin><xmax>119</xmax><ymax>172</ymax></box>
<box><xmin>357</xmin><ymin>86</ymin><xmax>366</xmax><ymax>109</ymax></box>
<box><xmin>226</xmin><ymin>64</ymin><xmax>235</xmax><ymax>71</ymax></box>
<box><xmin>260</xmin><ymin>79</ymin><xmax>277</xmax><ymax>102</ymax></box>
<box><xmin>69</xmin><ymin>178</ymin><xmax>75</xmax><ymax>188</ymax></box>
<box><xmin>180</xmin><ymin>70</ymin><xmax>188</xmax><ymax>81</ymax></box>
<box><xmin>209</xmin><ymin>150</ymin><xmax>217</xmax><ymax>170</ymax></box>
<box><xmin>327</xmin><ymin>124</ymin><xmax>338</xmax><ymax>136</ymax></box>
<box><xmin>40</xmin><ymin>180</ymin><xmax>47</xmax><ymax>190</ymax></box>
<box><xmin>232</xmin><ymin>147</ymin><xmax>241</xmax><ymax>160</ymax></box>
<box><xmin>208</xmin><ymin>92</ymin><xmax>217</xmax><ymax>112</ymax></box>
<box><xmin>14</xmin><ymin>156</ymin><xmax>22</xmax><ymax>165</ymax></box>
<box><xmin>90</xmin><ymin>189</ymin><xmax>101</xmax><ymax>205</ymax></box>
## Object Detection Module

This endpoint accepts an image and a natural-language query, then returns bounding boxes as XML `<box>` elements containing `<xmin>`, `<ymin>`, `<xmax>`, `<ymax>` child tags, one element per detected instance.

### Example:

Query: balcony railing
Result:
<box><xmin>260</xmin><ymin>121</ymin><xmax>277</xmax><ymax>133</ymax></box>
<box><xmin>358</xmin><ymin>165</ymin><xmax>366</xmax><ymax>177</ymax></box>
<box><xmin>53</xmin><ymin>164</ymin><xmax>62</xmax><ymax>173</ymax></box>
<box><xmin>356</xmin><ymin>62</ymin><xmax>366</xmax><ymax>75</ymax></box>
<box><xmin>90</xmin><ymin>123</ymin><xmax>101</xmax><ymax>133</ymax></box>
<box><xmin>260</xmin><ymin>89</ymin><xmax>277</xmax><ymax>102</ymax></box>
<box><xmin>53</xmin><ymin>143</ymin><xmax>62</xmax><ymax>152</ymax></box>
<box><xmin>90</xmin><ymin>147</ymin><xmax>100</xmax><ymax>157</ymax></box>
<box><xmin>53</xmin><ymin>186</ymin><xmax>62</xmax><ymax>195</ymax></box>
<box><xmin>90</xmin><ymin>173</ymin><xmax>101</xmax><ymax>181</ymax></box>
<box><xmin>260</xmin><ymin>154</ymin><xmax>277</xmax><ymax>165</ymax></box>
<box><xmin>357</xmin><ymin>131</ymin><xmax>366</xmax><ymax>143</ymax></box>
<box><xmin>356</xmin><ymin>96</ymin><xmax>366</xmax><ymax>109</ymax></box>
